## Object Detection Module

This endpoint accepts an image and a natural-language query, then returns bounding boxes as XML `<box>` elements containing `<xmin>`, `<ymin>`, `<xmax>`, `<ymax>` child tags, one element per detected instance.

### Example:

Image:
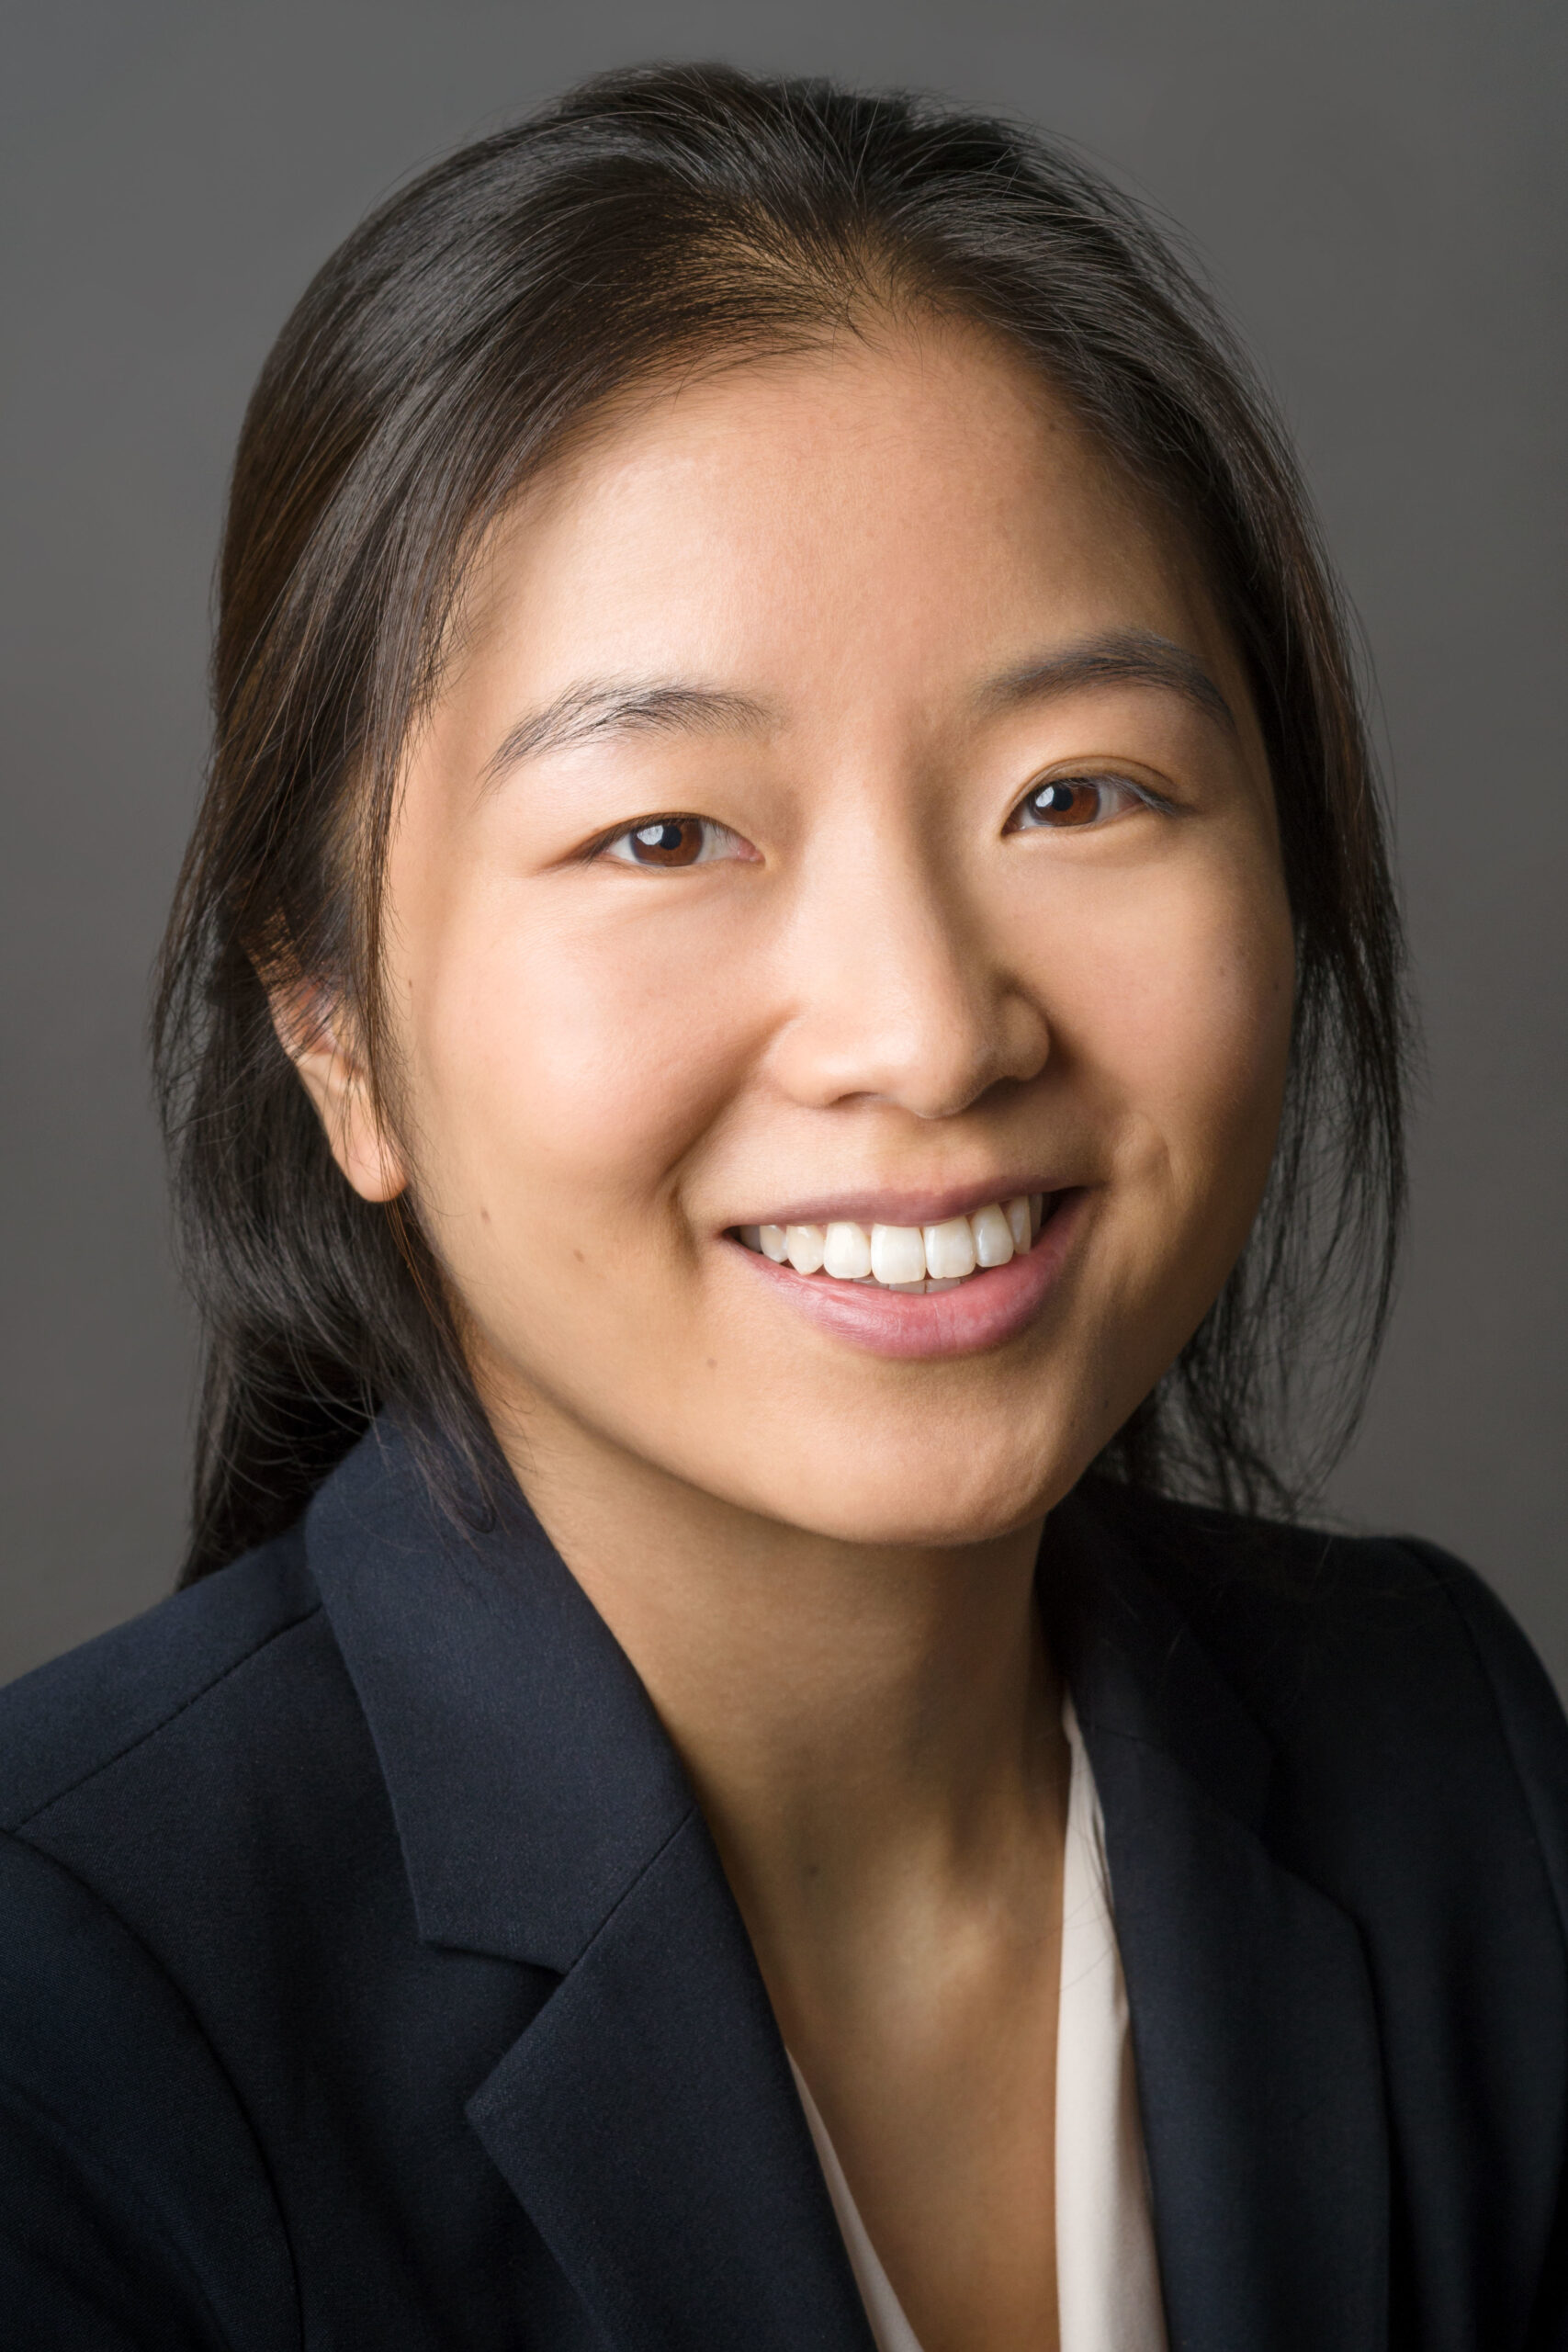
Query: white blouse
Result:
<box><xmin>788</xmin><ymin>1700</ymin><xmax>1168</xmax><ymax>2352</ymax></box>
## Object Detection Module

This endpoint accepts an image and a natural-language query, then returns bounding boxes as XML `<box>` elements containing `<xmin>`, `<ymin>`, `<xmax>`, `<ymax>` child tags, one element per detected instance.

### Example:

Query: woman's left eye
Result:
<box><xmin>599</xmin><ymin>816</ymin><xmax>747</xmax><ymax>869</ymax></box>
<box><xmin>1005</xmin><ymin>774</ymin><xmax>1150</xmax><ymax>832</ymax></box>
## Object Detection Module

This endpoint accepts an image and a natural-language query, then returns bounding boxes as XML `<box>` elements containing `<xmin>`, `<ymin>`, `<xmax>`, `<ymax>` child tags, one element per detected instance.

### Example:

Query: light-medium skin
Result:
<box><xmin>283</xmin><ymin>317</ymin><xmax>1295</xmax><ymax>2351</ymax></box>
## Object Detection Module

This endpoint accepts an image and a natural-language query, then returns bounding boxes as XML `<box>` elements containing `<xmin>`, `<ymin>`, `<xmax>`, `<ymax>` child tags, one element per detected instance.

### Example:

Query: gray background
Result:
<box><xmin>3</xmin><ymin>1</ymin><xmax>1563</xmax><ymax>1685</ymax></box>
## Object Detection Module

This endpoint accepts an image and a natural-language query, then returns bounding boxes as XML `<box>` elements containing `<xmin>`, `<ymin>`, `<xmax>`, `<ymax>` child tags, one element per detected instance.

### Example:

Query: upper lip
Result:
<box><xmin>728</xmin><ymin>1180</ymin><xmax>1071</xmax><ymax>1231</ymax></box>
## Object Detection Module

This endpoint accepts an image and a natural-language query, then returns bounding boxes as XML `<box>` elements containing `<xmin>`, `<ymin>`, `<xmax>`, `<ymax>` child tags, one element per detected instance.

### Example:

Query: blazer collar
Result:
<box><xmin>1048</xmin><ymin>1484</ymin><xmax>1389</xmax><ymax>2352</ymax></box>
<box><xmin>1045</xmin><ymin>1480</ymin><xmax>1274</xmax><ymax>1828</ymax></box>
<box><xmin>304</xmin><ymin>1420</ymin><xmax>1286</xmax><ymax>1973</ymax></box>
<box><xmin>305</xmin><ymin>1413</ymin><xmax>695</xmax><ymax>1972</ymax></box>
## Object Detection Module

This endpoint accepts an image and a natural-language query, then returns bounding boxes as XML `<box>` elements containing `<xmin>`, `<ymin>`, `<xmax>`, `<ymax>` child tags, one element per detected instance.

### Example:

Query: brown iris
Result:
<box><xmin>1018</xmin><ymin>778</ymin><xmax>1104</xmax><ymax>828</ymax></box>
<box><xmin>625</xmin><ymin>818</ymin><xmax>707</xmax><ymax>867</ymax></box>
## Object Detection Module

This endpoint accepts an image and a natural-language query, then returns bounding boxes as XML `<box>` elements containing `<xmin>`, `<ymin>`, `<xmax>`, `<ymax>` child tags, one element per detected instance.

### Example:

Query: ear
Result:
<box><xmin>268</xmin><ymin>979</ymin><xmax>408</xmax><ymax>1204</ymax></box>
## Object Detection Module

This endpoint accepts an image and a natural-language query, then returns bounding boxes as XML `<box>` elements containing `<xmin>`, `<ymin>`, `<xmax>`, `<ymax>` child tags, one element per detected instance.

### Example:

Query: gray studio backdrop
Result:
<box><xmin>3</xmin><ymin>0</ymin><xmax>1563</xmax><ymax>1686</ymax></box>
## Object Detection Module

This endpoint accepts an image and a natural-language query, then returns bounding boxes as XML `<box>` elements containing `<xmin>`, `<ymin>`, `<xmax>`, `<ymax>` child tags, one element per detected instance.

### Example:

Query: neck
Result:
<box><xmin>492</xmin><ymin>1404</ymin><xmax>1059</xmax><ymax>1989</ymax></box>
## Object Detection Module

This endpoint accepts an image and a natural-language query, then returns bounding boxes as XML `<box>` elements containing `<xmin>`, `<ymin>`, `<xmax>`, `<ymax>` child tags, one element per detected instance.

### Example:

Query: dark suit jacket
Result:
<box><xmin>1</xmin><ymin>1419</ymin><xmax>1564</xmax><ymax>2351</ymax></box>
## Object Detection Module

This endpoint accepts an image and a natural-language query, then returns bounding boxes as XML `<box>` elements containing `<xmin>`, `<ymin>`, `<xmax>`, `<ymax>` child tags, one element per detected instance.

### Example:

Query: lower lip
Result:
<box><xmin>730</xmin><ymin>1192</ymin><xmax>1087</xmax><ymax>1360</ymax></box>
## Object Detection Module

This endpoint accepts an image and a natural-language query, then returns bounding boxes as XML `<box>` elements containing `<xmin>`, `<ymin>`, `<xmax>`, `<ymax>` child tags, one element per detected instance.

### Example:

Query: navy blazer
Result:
<box><xmin>1</xmin><ymin>1418</ymin><xmax>1565</xmax><ymax>2350</ymax></box>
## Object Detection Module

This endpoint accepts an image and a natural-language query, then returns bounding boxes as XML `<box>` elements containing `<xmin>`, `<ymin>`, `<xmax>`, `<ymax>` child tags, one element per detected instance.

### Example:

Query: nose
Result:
<box><xmin>767</xmin><ymin>824</ymin><xmax>1050</xmax><ymax>1119</ymax></box>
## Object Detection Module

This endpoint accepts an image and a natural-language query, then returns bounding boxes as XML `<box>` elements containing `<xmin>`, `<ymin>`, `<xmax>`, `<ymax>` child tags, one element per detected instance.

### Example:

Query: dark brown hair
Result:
<box><xmin>154</xmin><ymin>61</ymin><xmax>1407</xmax><ymax>1581</ymax></box>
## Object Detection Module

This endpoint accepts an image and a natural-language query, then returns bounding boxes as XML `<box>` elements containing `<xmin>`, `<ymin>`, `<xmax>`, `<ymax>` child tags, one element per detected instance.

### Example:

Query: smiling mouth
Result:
<box><xmin>734</xmin><ymin>1193</ymin><xmax>1051</xmax><ymax>1292</ymax></box>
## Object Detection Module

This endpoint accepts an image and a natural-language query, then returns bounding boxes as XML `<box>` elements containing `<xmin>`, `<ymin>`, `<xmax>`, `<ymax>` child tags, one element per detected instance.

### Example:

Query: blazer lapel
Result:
<box><xmin>1048</xmin><ymin>1487</ymin><xmax>1390</xmax><ymax>2352</ymax></box>
<box><xmin>308</xmin><ymin>1419</ymin><xmax>875</xmax><ymax>2352</ymax></box>
<box><xmin>468</xmin><ymin>1804</ymin><xmax>876</xmax><ymax>2351</ymax></box>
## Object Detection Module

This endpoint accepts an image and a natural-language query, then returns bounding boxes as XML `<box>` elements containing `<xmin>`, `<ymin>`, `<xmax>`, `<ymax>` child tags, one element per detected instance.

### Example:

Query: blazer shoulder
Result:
<box><xmin>1079</xmin><ymin>1471</ymin><xmax>1556</xmax><ymax>1672</ymax></box>
<box><xmin>0</xmin><ymin>1526</ymin><xmax>321</xmax><ymax>1833</ymax></box>
<box><xmin>1078</xmin><ymin>1476</ymin><xmax>1568</xmax><ymax>1933</ymax></box>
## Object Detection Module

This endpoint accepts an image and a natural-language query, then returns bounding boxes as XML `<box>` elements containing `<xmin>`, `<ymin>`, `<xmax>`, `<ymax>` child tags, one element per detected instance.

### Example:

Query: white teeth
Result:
<box><xmin>971</xmin><ymin>1203</ymin><xmax>1014</xmax><ymax>1268</ymax></box>
<box><xmin>785</xmin><ymin>1223</ymin><xmax>826</xmax><ymax>1274</ymax></box>
<box><xmin>823</xmin><ymin>1221</ymin><xmax>874</xmax><ymax>1280</ymax></box>
<box><xmin>870</xmin><ymin>1224</ymin><xmax>926</xmax><ymax>1284</ymax></box>
<box><xmin>923</xmin><ymin>1216</ymin><xmax>976</xmax><ymax>1281</ymax></box>
<box><xmin>745</xmin><ymin>1194</ymin><xmax>1046</xmax><ymax>1287</ymax></box>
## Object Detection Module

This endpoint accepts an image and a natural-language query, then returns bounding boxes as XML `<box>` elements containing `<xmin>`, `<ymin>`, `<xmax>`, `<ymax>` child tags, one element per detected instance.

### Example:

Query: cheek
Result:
<box><xmin>400</xmin><ymin>878</ymin><xmax>754</xmax><ymax>1237</ymax></box>
<box><xmin>1045</xmin><ymin>854</ymin><xmax>1294</xmax><ymax>1209</ymax></box>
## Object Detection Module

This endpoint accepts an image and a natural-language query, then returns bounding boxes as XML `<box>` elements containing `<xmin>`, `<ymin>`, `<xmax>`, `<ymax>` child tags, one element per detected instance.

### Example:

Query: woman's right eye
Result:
<box><xmin>598</xmin><ymin>816</ymin><xmax>750</xmax><ymax>869</ymax></box>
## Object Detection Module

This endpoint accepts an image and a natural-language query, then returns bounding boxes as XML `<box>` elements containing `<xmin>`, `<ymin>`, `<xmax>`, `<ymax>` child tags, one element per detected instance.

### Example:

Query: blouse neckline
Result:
<box><xmin>788</xmin><ymin>1697</ymin><xmax>1168</xmax><ymax>2352</ymax></box>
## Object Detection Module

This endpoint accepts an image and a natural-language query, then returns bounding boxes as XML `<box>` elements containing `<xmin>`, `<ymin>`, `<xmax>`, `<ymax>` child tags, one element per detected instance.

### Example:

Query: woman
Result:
<box><xmin>1</xmin><ymin>61</ymin><xmax>1562</xmax><ymax>2352</ymax></box>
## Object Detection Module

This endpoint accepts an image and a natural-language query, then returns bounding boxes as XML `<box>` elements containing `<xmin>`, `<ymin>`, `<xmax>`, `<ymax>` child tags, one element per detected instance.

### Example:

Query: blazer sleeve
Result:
<box><xmin>0</xmin><ymin>1832</ymin><xmax>299</xmax><ymax>2352</ymax></box>
<box><xmin>1405</xmin><ymin>1537</ymin><xmax>1568</xmax><ymax>2348</ymax></box>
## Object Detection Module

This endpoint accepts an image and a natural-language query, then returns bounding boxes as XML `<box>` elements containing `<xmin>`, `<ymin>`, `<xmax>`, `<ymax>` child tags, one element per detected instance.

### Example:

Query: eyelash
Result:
<box><xmin>595</xmin><ymin>771</ymin><xmax>1166</xmax><ymax>869</ymax></box>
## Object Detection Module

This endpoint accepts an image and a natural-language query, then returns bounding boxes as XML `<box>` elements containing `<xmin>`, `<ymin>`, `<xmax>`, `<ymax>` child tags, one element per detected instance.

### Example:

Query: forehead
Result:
<box><xmin>450</xmin><ymin>318</ymin><xmax>1236</xmax><ymax>729</ymax></box>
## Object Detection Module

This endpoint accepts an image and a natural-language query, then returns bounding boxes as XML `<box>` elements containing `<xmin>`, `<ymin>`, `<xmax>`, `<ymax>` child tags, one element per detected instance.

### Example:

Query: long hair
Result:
<box><xmin>153</xmin><ymin>62</ymin><xmax>1408</xmax><ymax>1581</ymax></box>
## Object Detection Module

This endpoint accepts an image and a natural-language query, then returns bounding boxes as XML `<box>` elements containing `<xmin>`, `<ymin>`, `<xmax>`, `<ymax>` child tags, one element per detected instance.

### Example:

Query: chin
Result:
<box><xmin>741</xmin><ymin>1442</ymin><xmax>1074</xmax><ymax>1551</ymax></box>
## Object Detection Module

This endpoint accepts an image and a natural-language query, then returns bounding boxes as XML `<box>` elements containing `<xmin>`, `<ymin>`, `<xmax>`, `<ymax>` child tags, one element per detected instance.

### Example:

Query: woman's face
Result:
<box><xmin>324</xmin><ymin>322</ymin><xmax>1294</xmax><ymax>1545</ymax></box>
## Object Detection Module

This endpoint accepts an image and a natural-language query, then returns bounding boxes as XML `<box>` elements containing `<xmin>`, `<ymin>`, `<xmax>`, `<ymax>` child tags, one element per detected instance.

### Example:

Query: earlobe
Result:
<box><xmin>267</xmin><ymin>979</ymin><xmax>409</xmax><ymax>1204</ymax></box>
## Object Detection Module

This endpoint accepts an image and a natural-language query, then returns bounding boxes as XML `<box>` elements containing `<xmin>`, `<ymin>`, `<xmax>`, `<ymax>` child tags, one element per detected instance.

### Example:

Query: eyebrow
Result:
<box><xmin>481</xmin><ymin>678</ymin><xmax>775</xmax><ymax>787</ymax></box>
<box><xmin>482</xmin><ymin>628</ymin><xmax>1234</xmax><ymax>791</ymax></box>
<box><xmin>976</xmin><ymin>629</ymin><xmax>1235</xmax><ymax>731</ymax></box>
